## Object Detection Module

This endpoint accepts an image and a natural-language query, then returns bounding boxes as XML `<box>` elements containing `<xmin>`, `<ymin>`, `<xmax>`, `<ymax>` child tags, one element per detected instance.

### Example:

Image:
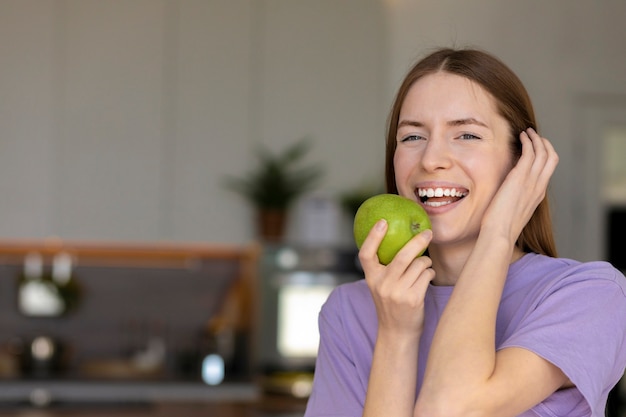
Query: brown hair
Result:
<box><xmin>385</xmin><ymin>47</ymin><xmax>557</xmax><ymax>257</ymax></box>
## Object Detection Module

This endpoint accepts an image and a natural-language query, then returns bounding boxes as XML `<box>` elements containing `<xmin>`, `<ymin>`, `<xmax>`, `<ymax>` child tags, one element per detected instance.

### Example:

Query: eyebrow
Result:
<box><xmin>398</xmin><ymin>117</ymin><xmax>488</xmax><ymax>128</ymax></box>
<box><xmin>448</xmin><ymin>117</ymin><xmax>488</xmax><ymax>128</ymax></box>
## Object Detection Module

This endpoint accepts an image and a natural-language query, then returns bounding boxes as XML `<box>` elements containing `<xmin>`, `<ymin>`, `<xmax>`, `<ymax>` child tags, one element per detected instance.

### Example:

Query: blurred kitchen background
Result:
<box><xmin>0</xmin><ymin>0</ymin><xmax>625</xmax><ymax>416</ymax></box>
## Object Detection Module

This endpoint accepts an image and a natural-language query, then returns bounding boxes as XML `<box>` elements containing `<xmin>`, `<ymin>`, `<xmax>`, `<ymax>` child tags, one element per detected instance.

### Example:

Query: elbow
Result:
<box><xmin>414</xmin><ymin>395</ymin><xmax>486</xmax><ymax>417</ymax></box>
<box><xmin>413</xmin><ymin>400</ymin><xmax>458</xmax><ymax>417</ymax></box>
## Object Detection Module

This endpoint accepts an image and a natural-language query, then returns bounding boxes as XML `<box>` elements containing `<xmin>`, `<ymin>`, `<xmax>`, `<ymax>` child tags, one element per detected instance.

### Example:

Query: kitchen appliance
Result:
<box><xmin>257</xmin><ymin>244</ymin><xmax>361</xmax><ymax>396</ymax></box>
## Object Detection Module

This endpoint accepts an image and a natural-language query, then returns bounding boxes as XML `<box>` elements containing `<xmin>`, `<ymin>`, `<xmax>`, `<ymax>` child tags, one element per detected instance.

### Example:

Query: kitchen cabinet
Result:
<box><xmin>0</xmin><ymin>240</ymin><xmax>261</xmax><ymax>409</ymax></box>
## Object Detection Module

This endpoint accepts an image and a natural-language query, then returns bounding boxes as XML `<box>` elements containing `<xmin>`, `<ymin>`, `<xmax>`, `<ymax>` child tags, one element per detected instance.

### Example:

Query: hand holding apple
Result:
<box><xmin>353</xmin><ymin>194</ymin><xmax>431</xmax><ymax>265</ymax></box>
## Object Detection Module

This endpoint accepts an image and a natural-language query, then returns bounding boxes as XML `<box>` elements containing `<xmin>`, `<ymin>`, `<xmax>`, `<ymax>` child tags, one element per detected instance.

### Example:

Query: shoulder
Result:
<box><xmin>322</xmin><ymin>279</ymin><xmax>373</xmax><ymax>318</ymax></box>
<box><xmin>320</xmin><ymin>279</ymin><xmax>377</xmax><ymax>336</ymax></box>
<box><xmin>500</xmin><ymin>254</ymin><xmax>626</xmax><ymax>365</ymax></box>
<box><xmin>325</xmin><ymin>278</ymin><xmax>370</xmax><ymax>302</ymax></box>
<box><xmin>510</xmin><ymin>253</ymin><xmax>626</xmax><ymax>297</ymax></box>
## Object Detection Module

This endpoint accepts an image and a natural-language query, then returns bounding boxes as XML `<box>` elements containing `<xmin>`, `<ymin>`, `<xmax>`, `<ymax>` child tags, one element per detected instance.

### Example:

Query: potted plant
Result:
<box><xmin>223</xmin><ymin>138</ymin><xmax>323</xmax><ymax>241</ymax></box>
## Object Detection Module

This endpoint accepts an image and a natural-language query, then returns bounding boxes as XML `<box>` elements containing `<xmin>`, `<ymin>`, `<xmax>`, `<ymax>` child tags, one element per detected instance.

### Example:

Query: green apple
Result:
<box><xmin>353</xmin><ymin>193</ymin><xmax>431</xmax><ymax>265</ymax></box>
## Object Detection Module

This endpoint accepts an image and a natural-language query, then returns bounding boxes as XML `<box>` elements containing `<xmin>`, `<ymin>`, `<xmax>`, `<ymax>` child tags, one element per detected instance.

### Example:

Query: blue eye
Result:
<box><xmin>459</xmin><ymin>133</ymin><xmax>480</xmax><ymax>140</ymax></box>
<box><xmin>400</xmin><ymin>134</ymin><xmax>425</xmax><ymax>142</ymax></box>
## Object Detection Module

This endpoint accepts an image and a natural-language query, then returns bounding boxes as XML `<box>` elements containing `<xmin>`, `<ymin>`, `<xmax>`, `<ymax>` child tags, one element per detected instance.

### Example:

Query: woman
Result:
<box><xmin>304</xmin><ymin>47</ymin><xmax>626</xmax><ymax>417</ymax></box>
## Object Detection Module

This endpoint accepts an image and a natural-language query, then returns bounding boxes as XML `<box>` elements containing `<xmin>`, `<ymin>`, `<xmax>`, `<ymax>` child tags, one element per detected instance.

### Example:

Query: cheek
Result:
<box><xmin>393</xmin><ymin>151</ymin><xmax>413</xmax><ymax>185</ymax></box>
<box><xmin>477</xmin><ymin>158</ymin><xmax>513</xmax><ymax>197</ymax></box>
<box><xmin>493</xmin><ymin>152</ymin><xmax>515</xmax><ymax>184</ymax></box>
<box><xmin>392</xmin><ymin>152</ymin><xmax>415</xmax><ymax>197</ymax></box>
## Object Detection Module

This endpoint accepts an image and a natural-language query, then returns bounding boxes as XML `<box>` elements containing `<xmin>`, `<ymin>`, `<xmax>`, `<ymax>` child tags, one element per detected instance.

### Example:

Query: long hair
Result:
<box><xmin>385</xmin><ymin>48</ymin><xmax>557</xmax><ymax>257</ymax></box>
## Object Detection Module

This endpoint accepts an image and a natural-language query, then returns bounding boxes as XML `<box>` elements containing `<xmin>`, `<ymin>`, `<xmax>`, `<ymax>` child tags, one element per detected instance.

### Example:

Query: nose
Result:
<box><xmin>420</xmin><ymin>136</ymin><xmax>452</xmax><ymax>172</ymax></box>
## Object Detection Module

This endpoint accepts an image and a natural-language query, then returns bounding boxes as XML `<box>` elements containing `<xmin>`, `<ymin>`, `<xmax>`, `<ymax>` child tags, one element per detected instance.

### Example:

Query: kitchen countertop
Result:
<box><xmin>0</xmin><ymin>402</ymin><xmax>306</xmax><ymax>417</ymax></box>
<box><xmin>0</xmin><ymin>380</ymin><xmax>308</xmax><ymax>416</ymax></box>
<box><xmin>0</xmin><ymin>379</ymin><xmax>259</xmax><ymax>404</ymax></box>
<box><xmin>0</xmin><ymin>394</ymin><xmax>307</xmax><ymax>417</ymax></box>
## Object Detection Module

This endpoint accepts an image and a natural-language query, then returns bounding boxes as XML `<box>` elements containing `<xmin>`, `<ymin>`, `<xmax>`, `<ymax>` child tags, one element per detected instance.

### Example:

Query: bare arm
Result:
<box><xmin>415</xmin><ymin>129</ymin><xmax>563</xmax><ymax>417</ymax></box>
<box><xmin>358</xmin><ymin>219</ymin><xmax>434</xmax><ymax>417</ymax></box>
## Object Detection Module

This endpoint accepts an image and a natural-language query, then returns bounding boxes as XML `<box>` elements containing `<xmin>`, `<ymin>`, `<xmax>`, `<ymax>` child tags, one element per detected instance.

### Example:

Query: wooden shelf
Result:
<box><xmin>0</xmin><ymin>238</ymin><xmax>260</xmax><ymax>269</ymax></box>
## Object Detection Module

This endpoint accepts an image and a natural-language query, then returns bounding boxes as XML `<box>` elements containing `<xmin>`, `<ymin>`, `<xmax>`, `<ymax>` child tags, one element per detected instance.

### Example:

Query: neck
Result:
<box><xmin>429</xmin><ymin>243</ymin><xmax>525</xmax><ymax>286</ymax></box>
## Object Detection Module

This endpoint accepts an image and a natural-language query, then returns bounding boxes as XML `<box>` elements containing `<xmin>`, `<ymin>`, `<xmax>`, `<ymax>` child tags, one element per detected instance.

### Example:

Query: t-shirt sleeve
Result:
<box><xmin>304</xmin><ymin>287</ymin><xmax>365</xmax><ymax>417</ymax></box>
<box><xmin>499</xmin><ymin>266</ymin><xmax>626</xmax><ymax>416</ymax></box>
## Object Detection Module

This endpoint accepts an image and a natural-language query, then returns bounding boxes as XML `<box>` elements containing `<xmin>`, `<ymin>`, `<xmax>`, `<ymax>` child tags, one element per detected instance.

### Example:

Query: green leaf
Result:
<box><xmin>222</xmin><ymin>137</ymin><xmax>324</xmax><ymax>209</ymax></box>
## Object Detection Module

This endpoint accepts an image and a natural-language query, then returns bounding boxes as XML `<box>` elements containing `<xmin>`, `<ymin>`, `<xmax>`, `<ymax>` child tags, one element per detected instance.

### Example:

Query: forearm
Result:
<box><xmin>363</xmin><ymin>330</ymin><xmax>420</xmax><ymax>417</ymax></box>
<box><xmin>416</xmin><ymin>234</ymin><xmax>514</xmax><ymax>413</ymax></box>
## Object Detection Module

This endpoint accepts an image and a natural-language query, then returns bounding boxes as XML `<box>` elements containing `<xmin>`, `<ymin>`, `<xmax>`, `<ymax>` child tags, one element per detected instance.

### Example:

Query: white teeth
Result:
<box><xmin>425</xmin><ymin>200</ymin><xmax>450</xmax><ymax>207</ymax></box>
<box><xmin>418</xmin><ymin>187</ymin><xmax>466</xmax><ymax>198</ymax></box>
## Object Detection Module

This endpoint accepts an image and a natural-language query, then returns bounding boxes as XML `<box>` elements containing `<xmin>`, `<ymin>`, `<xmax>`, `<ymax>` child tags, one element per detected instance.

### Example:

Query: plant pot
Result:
<box><xmin>257</xmin><ymin>209</ymin><xmax>287</xmax><ymax>242</ymax></box>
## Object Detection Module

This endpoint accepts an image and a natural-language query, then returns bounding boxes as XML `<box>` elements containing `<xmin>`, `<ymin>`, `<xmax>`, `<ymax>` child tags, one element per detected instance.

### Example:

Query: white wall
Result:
<box><xmin>1</xmin><ymin>0</ymin><xmax>625</xmax><ymax>260</ymax></box>
<box><xmin>0</xmin><ymin>1</ymin><xmax>57</xmax><ymax>237</ymax></box>
<box><xmin>0</xmin><ymin>0</ymin><xmax>385</xmax><ymax>245</ymax></box>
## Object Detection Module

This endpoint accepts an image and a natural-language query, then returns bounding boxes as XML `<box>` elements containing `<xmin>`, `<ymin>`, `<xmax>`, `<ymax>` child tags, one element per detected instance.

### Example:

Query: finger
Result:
<box><xmin>525</xmin><ymin>128</ymin><xmax>559</xmax><ymax>185</ymax></box>
<box><xmin>403</xmin><ymin>256</ymin><xmax>435</xmax><ymax>289</ymax></box>
<box><xmin>526</xmin><ymin>128</ymin><xmax>558</xmax><ymax>168</ymax></box>
<box><xmin>519</xmin><ymin>129</ymin><xmax>553</xmax><ymax>183</ymax></box>
<box><xmin>358</xmin><ymin>219</ymin><xmax>387</xmax><ymax>266</ymax></box>
<box><xmin>387</xmin><ymin>229</ymin><xmax>433</xmax><ymax>274</ymax></box>
<box><xmin>515</xmin><ymin>130</ymin><xmax>536</xmax><ymax>173</ymax></box>
<box><xmin>411</xmin><ymin>265</ymin><xmax>436</xmax><ymax>293</ymax></box>
<box><xmin>537</xmin><ymin>133</ymin><xmax>559</xmax><ymax>172</ymax></box>
<box><xmin>526</xmin><ymin>128</ymin><xmax>551</xmax><ymax>165</ymax></box>
<box><xmin>380</xmin><ymin>256</ymin><xmax>434</xmax><ymax>310</ymax></box>
<box><xmin>523</xmin><ymin>130</ymin><xmax>549</xmax><ymax>182</ymax></box>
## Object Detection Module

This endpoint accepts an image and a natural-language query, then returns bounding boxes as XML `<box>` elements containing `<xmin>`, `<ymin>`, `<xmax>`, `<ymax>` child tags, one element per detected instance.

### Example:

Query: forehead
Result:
<box><xmin>400</xmin><ymin>72</ymin><xmax>500</xmax><ymax>121</ymax></box>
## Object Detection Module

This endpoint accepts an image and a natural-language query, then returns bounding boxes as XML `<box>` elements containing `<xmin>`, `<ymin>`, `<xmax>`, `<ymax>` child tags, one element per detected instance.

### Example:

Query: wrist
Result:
<box><xmin>477</xmin><ymin>227</ymin><xmax>517</xmax><ymax>254</ymax></box>
<box><xmin>376</xmin><ymin>326</ymin><xmax>421</xmax><ymax>351</ymax></box>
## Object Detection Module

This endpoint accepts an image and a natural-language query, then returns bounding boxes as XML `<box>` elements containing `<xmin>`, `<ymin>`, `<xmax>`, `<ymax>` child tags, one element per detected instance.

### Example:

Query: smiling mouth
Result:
<box><xmin>417</xmin><ymin>187</ymin><xmax>468</xmax><ymax>208</ymax></box>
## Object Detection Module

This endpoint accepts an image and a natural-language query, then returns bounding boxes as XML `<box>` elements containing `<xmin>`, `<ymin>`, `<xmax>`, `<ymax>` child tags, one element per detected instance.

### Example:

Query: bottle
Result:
<box><xmin>51</xmin><ymin>252</ymin><xmax>81</xmax><ymax>314</ymax></box>
<box><xmin>199</xmin><ymin>326</ymin><xmax>225</xmax><ymax>386</ymax></box>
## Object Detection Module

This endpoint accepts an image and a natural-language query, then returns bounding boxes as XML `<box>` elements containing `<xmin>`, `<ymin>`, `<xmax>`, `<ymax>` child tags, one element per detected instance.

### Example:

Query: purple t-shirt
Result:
<box><xmin>304</xmin><ymin>253</ymin><xmax>626</xmax><ymax>417</ymax></box>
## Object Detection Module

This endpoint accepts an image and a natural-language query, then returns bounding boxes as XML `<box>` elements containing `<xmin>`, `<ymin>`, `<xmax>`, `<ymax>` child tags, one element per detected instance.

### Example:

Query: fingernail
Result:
<box><xmin>422</xmin><ymin>229</ymin><xmax>433</xmax><ymax>239</ymax></box>
<box><xmin>375</xmin><ymin>219</ymin><xmax>387</xmax><ymax>231</ymax></box>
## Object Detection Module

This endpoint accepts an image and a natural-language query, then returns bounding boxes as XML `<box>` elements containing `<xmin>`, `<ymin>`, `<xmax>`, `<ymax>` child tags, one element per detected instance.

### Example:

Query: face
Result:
<box><xmin>393</xmin><ymin>72</ymin><xmax>514</xmax><ymax>248</ymax></box>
